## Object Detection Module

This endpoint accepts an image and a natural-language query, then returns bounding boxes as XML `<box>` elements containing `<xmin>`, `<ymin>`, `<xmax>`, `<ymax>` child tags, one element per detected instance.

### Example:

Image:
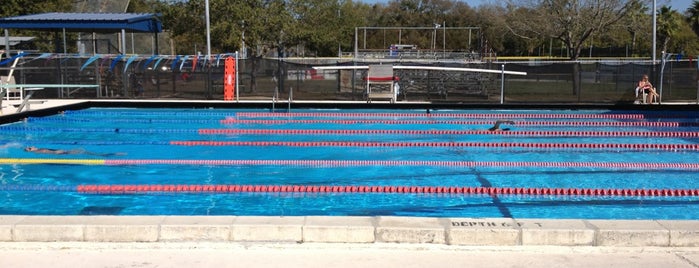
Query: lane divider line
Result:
<box><xmin>169</xmin><ymin>141</ymin><xmax>699</xmax><ymax>150</ymax></box>
<box><xmin>220</xmin><ymin>118</ymin><xmax>699</xmax><ymax>127</ymax></box>
<box><xmin>105</xmin><ymin>160</ymin><xmax>699</xmax><ymax>169</ymax></box>
<box><xmin>2</xmin><ymin>184</ymin><xmax>697</xmax><ymax>197</ymax></box>
<box><xmin>235</xmin><ymin>112</ymin><xmax>645</xmax><ymax>119</ymax></box>
<box><xmin>198</xmin><ymin>129</ymin><xmax>699</xmax><ymax>138</ymax></box>
<box><xmin>70</xmin><ymin>184</ymin><xmax>699</xmax><ymax>197</ymax></box>
<box><xmin>0</xmin><ymin>158</ymin><xmax>105</xmax><ymax>165</ymax></box>
<box><xmin>27</xmin><ymin>117</ymin><xmax>221</xmax><ymax>124</ymax></box>
<box><xmin>2</xmin><ymin>158</ymin><xmax>698</xmax><ymax>170</ymax></box>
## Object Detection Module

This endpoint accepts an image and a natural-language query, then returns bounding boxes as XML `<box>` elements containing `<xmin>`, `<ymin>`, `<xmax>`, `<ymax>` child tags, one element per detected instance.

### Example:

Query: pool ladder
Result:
<box><xmin>271</xmin><ymin>87</ymin><xmax>292</xmax><ymax>113</ymax></box>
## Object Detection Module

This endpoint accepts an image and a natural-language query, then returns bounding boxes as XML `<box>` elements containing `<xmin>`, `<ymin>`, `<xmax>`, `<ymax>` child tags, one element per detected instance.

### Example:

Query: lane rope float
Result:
<box><xmin>0</xmin><ymin>184</ymin><xmax>695</xmax><ymax>197</ymax></box>
<box><xmin>198</xmin><ymin>129</ymin><xmax>699</xmax><ymax>138</ymax></box>
<box><xmin>7</xmin><ymin>140</ymin><xmax>697</xmax><ymax>150</ymax></box>
<box><xmin>6</xmin><ymin>126</ymin><xmax>699</xmax><ymax>138</ymax></box>
<box><xmin>2</xmin><ymin>158</ymin><xmax>699</xmax><ymax>170</ymax></box>
<box><xmin>0</xmin><ymin>126</ymin><xmax>198</xmax><ymax>133</ymax></box>
<box><xmin>219</xmin><ymin>118</ymin><xmax>699</xmax><ymax>127</ymax></box>
<box><xmin>2</xmin><ymin>140</ymin><xmax>170</xmax><ymax>145</ymax></box>
<box><xmin>7</xmin><ymin>127</ymin><xmax>699</xmax><ymax>136</ymax></box>
<box><xmin>169</xmin><ymin>141</ymin><xmax>699</xmax><ymax>150</ymax></box>
<box><xmin>27</xmin><ymin>117</ymin><xmax>221</xmax><ymax>124</ymax></box>
<box><xmin>63</xmin><ymin>110</ymin><xmax>237</xmax><ymax>117</ymax></box>
<box><xmin>0</xmin><ymin>158</ymin><xmax>105</xmax><ymax>165</ymax></box>
<box><xmin>235</xmin><ymin>112</ymin><xmax>645</xmax><ymax>119</ymax></box>
<box><xmin>6</xmin><ymin>123</ymin><xmax>699</xmax><ymax>133</ymax></box>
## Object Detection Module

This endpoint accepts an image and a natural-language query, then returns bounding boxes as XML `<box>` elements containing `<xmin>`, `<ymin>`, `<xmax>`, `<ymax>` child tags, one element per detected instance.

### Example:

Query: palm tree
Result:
<box><xmin>656</xmin><ymin>6</ymin><xmax>681</xmax><ymax>54</ymax></box>
<box><xmin>687</xmin><ymin>0</ymin><xmax>699</xmax><ymax>36</ymax></box>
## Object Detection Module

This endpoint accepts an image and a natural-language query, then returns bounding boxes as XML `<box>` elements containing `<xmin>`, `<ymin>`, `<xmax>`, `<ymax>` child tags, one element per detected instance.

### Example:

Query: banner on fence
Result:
<box><xmin>224</xmin><ymin>57</ymin><xmax>235</xmax><ymax>100</ymax></box>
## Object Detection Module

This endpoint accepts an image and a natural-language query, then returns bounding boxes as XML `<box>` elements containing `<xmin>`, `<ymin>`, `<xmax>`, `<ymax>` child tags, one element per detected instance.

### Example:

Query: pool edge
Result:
<box><xmin>1</xmin><ymin>216</ymin><xmax>698</xmax><ymax>247</ymax></box>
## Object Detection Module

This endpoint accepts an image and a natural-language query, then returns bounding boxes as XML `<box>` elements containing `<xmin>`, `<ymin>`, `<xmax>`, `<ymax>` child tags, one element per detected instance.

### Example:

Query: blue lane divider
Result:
<box><xmin>63</xmin><ymin>110</ymin><xmax>237</xmax><ymax>117</ymax></box>
<box><xmin>0</xmin><ymin>139</ymin><xmax>169</xmax><ymax>145</ymax></box>
<box><xmin>0</xmin><ymin>126</ymin><xmax>198</xmax><ymax>134</ymax></box>
<box><xmin>27</xmin><ymin>117</ymin><xmax>221</xmax><ymax>124</ymax></box>
<box><xmin>0</xmin><ymin>185</ymin><xmax>74</xmax><ymax>192</ymax></box>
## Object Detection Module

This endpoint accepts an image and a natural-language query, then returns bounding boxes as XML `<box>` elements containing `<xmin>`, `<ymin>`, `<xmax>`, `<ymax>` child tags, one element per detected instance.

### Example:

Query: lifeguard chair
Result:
<box><xmin>1</xmin><ymin>54</ymin><xmax>23</xmax><ymax>100</ymax></box>
<box><xmin>1</xmin><ymin>75</ymin><xmax>22</xmax><ymax>100</ymax></box>
<box><xmin>366</xmin><ymin>65</ymin><xmax>398</xmax><ymax>103</ymax></box>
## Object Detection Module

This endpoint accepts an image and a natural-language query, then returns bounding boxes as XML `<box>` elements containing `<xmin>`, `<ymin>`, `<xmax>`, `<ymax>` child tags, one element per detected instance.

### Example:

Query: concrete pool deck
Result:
<box><xmin>2</xmin><ymin>242</ymin><xmax>699</xmax><ymax>268</ymax></box>
<box><xmin>2</xmin><ymin>99</ymin><xmax>699</xmax><ymax>267</ymax></box>
<box><xmin>2</xmin><ymin>215</ymin><xmax>699</xmax><ymax>267</ymax></box>
<box><xmin>1</xmin><ymin>216</ymin><xmax>699</xmax><ymax>247</ymax></box>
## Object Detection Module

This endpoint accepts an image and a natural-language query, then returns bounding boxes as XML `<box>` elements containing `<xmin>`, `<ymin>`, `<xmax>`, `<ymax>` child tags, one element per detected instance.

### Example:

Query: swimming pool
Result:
<box><xmin>1</xmin><ymin>107</ymin><xmax>698</xmax><ymax>219</ymax></box>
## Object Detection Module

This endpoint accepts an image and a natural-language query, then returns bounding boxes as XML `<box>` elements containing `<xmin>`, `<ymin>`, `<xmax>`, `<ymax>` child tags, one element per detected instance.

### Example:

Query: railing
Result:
<box><xmin>2</xmin><ymin>54</ymin><xmax>698</xmax><ymax>104</ymax></box>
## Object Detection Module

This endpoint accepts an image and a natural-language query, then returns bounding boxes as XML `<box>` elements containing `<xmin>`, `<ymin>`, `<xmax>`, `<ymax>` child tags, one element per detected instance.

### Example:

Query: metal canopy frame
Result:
<box><xmin>0</xmin><ymin>12</ymin><xmax>162</xmax><ymax>33</ymax></box>
<box><xmin>0</xmin><ymin>12</ymin><xmax>162</xmax><ymax>55</ymax></box>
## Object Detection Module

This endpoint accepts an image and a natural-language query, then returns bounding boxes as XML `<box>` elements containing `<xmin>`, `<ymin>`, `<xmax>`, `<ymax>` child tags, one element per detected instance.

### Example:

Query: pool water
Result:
<box><xmin>1</xmin><ymin>108</ymin><xmax>698</xmax><ymax>219</ymax></box>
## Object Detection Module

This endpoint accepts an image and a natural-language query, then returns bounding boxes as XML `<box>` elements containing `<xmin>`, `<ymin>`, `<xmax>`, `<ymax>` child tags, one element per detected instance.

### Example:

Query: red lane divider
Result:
<box><xmin>220</xmin><ymin>118</ymin><xmax>699</xmax><ymax>127</ymax></box>
<box><xmin>170</xmin><ymin>140</ymin><xmax>699</xmax><ymax>150</ymax></box>
<box><xmin>102</xmin><ymin>159</ymin><xmax>699</xmax><ymax>169</ymax></box>
<box><xmin>198</xmin><ymin>128</ymin><xmax>699</xmax><ymax>138</ymax></box>
<box><xmin>75</xmin><ymin>184</ymin><xmax>699</xmax><ymax>197</ymax></box>
<box><xmin>235</xmin><ymin>112</ymin><xmax>645</xmax><ymax>119</ymax></box>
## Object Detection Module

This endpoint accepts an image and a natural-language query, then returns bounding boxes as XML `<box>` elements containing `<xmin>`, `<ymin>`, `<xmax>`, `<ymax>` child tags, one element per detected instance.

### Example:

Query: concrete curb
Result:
<box><xmin>2</xmin><ymin>216</ymin><xmax>698</xmax><ymax>247</ymax></box>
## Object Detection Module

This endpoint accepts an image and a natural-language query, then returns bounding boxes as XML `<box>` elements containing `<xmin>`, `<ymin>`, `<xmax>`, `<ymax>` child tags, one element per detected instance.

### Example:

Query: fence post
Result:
<box><xmin>236</xmin><ymin>51</ymin><xmax>240</xmax><ymax>102</ymax></box>
<box><xmin>500</xmin><ymin>64</ymin><xmax>505</xmax><ymax>104</ymax></box>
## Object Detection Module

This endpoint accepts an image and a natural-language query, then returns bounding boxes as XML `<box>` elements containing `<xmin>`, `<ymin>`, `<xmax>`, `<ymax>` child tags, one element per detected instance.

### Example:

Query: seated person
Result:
<box><xmin>637</xmin><ymin>74</ymin><xmax>659</xmax><ymax>104</ymax></box>
<box><xmin>488</xmin><ymin>120</ymin><xmax>515</xmax><ymax>131</ymax></box>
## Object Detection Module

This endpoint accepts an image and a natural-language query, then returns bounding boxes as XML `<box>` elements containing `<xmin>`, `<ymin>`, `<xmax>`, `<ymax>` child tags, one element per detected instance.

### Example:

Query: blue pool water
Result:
<box><xmin>1</xmin><ymin>108</ymin><xmax>699</xmax><ymax>219</ymax></box>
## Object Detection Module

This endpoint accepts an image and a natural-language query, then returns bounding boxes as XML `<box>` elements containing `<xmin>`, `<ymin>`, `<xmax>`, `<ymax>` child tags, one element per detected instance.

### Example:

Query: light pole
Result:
<box><xmin>442</xmin><ymin>21</ymin><xmax>446</xmax><ymax>58</ymax></box>
<box><xmin>338</xmin><ymin>8</ymin><xmax>341</xmax><ymax>57</ymax></box>
<box><xmin>241</xmin><ymin>20</ymin><xmax>246</xmax><ymax>59</ymax></box>
<box><xmin>652</xmin><ymin>0</ymin><xmax>656</xmax><ymax>63</ymax></box>
<box><xmin>205</xmin><ymin>0</ymin><xmax>212</xmax><ymax>60</ymax></box>
<box><xmin>433</xmin><ymin>23</ymin><xmax>441</xmax><ymax>58</ymax></box>
<box><xmin>204</xmin><ymin>0</ymin><xmax>212</xmax><ymax>99</ymax></box>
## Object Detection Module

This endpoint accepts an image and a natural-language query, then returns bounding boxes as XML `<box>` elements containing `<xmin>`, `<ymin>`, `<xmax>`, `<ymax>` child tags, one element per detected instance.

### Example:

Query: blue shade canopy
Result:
<box><xmin>0</xmin><ymin>12</ymin><xmax>162</xmax><ymax>33</ymax></box>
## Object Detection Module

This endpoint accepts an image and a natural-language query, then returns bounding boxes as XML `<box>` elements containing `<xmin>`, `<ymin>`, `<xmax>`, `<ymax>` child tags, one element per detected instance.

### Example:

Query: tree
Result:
<box><xmin>476</xmin><ymin>5</ymin><xmax>535</xmax><ymax>56</ymax></box>
<box><xmin>634</xmin><ymin>5</ymin><xmax>699</xmax><ymax>57</ymax></box>
<box><xmin>656</xmin><ymin>6</ymin><xmax>682</xmax><ymax>54</ymax></box>
<box><xmin>0</xmin><ymin>0</ymin><xmax>73</xmax><ymax>17</ymax></box>
<box><xmin>504</xmin><ymin>0</ymin><xmax>641</xmax><ymax>60</ymax></box>
<box><xmin>658</xmin><ymin>4</ymin><xmax>699</xmax><ymax>56</ymax></box>
<box><xmin>687</xmin><ymin>0</ymin><xmax>699</xmax><ymax>36</ymax></box>
<box><xmin>160</xmin><ymin>0</ymin><xmax>207</xmax><ymax>55</ymax></box>
<box><xmin>504</xmin><ymin>0</ymin><xmax>642</xmax><ymax>96</ymax></box>
<box><xmin>620</xmin><ymin>3</ymin><xmax>650</xmax><ymax>57</ymax></box>
<box><xmin>291</xmin><ymin>0</ymin><xmax>362</xmax><ymax>56</ymax></box>
<box><xmin>0</xmin><ymin>0</ymin><xmax>75</xmax><ymax>52</ymax></box>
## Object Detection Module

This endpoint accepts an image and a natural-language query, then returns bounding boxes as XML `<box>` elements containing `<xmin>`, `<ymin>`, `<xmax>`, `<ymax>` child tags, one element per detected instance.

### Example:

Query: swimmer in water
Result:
<box><xmin>24</xmin><ymin>146</ymin><xmax>125</xmax><ymax>157</ymax></box>
<box><xmin>488</xmin><ymin>120</ymin><xmax>515</xmax><ymax>131</ymax></box>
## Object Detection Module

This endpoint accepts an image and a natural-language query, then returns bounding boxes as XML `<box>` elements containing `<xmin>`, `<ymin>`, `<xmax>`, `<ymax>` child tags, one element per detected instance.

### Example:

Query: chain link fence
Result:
<box><xmin>3</xmin><ymin>55</ymin><xmax>698</xmax><ymax>104</ymax></box>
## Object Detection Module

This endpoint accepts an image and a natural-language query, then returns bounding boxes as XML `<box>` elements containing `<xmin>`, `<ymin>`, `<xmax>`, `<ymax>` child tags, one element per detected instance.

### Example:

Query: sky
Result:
<box><xmin>661</xmin><ymin>0</ymin><xmax>694</xmax><ymax>11</ymax></box>
<box><xmin>363</xmin><ymin>0</ymin><xmax>695</xmax><ymax>12</ymax></box>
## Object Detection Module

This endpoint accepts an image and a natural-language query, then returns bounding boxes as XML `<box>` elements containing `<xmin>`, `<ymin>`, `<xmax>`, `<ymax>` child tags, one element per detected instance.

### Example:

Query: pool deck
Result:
<box><xmin>1</xmin><ymin>215</ymin><xmax>699</xmax><ymax>267</ymax></box>
<box><xmin>1</xmin><ymin>216</ymin><xmax>699</xmax><ymax>267</ymax></box>
<box><xmin>2</xmin><ymin>242</ymin><xmax>699</xmax><ymax>268</ymax></box>
<box><xmin>2</xmin><ymin>99</ymin><xmax>699</xmax><ymax>267</ymax></box>
<box><xmin>2</xmin><ymin>215</ymin><xmax>699</xmax><ymax>247</ymax></box>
